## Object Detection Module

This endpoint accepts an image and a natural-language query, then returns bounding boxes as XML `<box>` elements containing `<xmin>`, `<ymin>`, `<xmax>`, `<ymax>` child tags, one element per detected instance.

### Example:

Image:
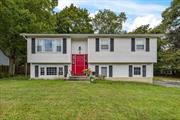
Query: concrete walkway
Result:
<box><xmin>154</xmin><ymin>80</ymin><xmax>180</xmax><ymax>87</ymax></box>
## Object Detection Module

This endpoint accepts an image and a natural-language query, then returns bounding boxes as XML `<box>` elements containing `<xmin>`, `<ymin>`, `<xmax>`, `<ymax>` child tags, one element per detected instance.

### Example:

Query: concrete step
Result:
<box><xmin>69</xmin><ymin>76</ymin><xmax>89</xmax><ymax>81</ymax></box>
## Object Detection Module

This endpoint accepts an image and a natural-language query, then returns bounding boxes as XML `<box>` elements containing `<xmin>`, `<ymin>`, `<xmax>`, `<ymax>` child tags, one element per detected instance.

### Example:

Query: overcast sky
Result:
<box><xmin>54</xmin><ymin>0</ymin><xmax>171</xmax><ymax>32</ymax></box>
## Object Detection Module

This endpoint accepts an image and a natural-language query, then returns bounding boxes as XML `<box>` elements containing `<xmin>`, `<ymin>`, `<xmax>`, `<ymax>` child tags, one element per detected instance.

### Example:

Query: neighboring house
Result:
<box><xmin>21</xmin><ymin>34</ymin><xmax>161</xmax><ymax>83</ymax></box>
<box><xmin>0</xmin><ymin>49</ymin><xmax>9</xmax><ymax>65</ymax></box>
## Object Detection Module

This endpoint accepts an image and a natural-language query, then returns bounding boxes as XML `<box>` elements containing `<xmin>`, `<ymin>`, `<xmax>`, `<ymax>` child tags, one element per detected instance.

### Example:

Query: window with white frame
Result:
<box><xmin>56</xmin><ymin>40</ymin><xmax>62</xmax><ymax>52</ymax></box>
<box><xmin>37</xmin><ymin>39</ymin><xmax>62</xmax><ymax>53</ymax></box>
<box><xmin>47</xmin><ymin>67</ymin><xmax>57</xmax><ymax>75</ymax></box>
<box><xmin>136</xmin><ymin>39</ymin><xmax>145</xmax><ymax>50</ymax></box>
<box><xmin>101</xmin><ymin>67</ymin><xmax>107</xmax><ymax>77</ymax></box>
<box><xmin>37</xmin><ymin>40</ymin><xmax>43</xmax><ymax>52</ymax></box>
<box><xmin>101</xmin><ymin>39</ymin><xmax>109</xmax><ymax>51</ymax></box>
<box><xmin>134</xmin><ymin>67</ymin><xmax>141</xmax><ymax>75</ymax></box>
<box><xmin>45</xmin><ymin>40</ymin><xmax>53</xmax><ymax>52</ymax></box>
<box><xmin>59</xmin><ymin>67</ymin><xmax>63</xmax><ymax>75</ymax></box>
<box><xmin>40</xmin><ymin>67</ymin><xmax>45</xmax><ymax>75</ymax></box>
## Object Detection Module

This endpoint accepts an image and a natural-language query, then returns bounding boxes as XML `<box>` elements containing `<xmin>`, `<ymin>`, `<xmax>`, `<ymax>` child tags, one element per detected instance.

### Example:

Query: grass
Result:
<box><xmin>154</xmin><ymin>76</ymin><xmax>180</xmax><ymax>81</ymax></box>
<box><xmin>0</xmin><ymin>77</ymin><xmax>180</xmax><ymax>120</ymax></box>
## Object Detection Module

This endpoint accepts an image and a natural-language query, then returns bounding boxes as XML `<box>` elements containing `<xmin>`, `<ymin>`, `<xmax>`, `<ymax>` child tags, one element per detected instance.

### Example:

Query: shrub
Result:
<box><xmin>0</xmin><ymin>73</ymin><xmax>10</xmax><ymax>79</ymax></box>
<box><xmin>97</xmin><ymin>75</ymin><xmax>106</xmax><ymax>80</ymax></box>
<box><xmin>83</xmin><ymin>68</ymin><xmax>92</xmax><ymax>77</ymax></box>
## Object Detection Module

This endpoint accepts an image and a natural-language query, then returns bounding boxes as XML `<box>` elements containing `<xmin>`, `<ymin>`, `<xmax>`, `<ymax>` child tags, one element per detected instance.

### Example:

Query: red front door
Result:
<box><xmin>72</xmin><ymin>54</ymin><xmax>88</xmax><ymax>76</ymax></box>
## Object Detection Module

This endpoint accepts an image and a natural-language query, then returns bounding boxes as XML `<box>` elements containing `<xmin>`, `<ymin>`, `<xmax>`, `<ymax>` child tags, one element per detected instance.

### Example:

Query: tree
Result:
<box><xmin>149</xmin><ymin>24</ymin><xmax>164</xmax><ymax>34</ymax></box>
<box><xmin>156</xmin><ymin>0</ymin><xmax>180</xmax><ymax>75</ymax></box>
<box><xmin>130</xmin><ymin>24</ymin><xmax>151</xmax><ymax>34</ymax></box>
<box><xmin>0</xmin><ymin>0</ymin><xmax>56</xmax><ymax>75</ymax></box>
<box><xmin>167</xmin><ymin>27</ymin><xmax>180</xmax><ymax>48</ymax></box>
<box><xmin>56</xmin><ymin>4</ymin><xmax>93</xmax><ymax>33</ymax></box>
<box><xmin>93</xmin><ymin>9</ymin><xmax>127</xmax><ymax>34</ymax></box>
<box><xmin>130</xmin><ymin>24</ymin><xmax>165</xmax><ymax>34</ymax></box>
<box><xmin>162</xmin><ymin>0</ymin><xmax>180</xmax><ymax>48</ymax></box>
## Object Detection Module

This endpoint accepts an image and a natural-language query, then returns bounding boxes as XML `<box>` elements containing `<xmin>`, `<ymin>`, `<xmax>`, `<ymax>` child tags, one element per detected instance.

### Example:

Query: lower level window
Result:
<box><xmin>101</xmin><ymin>67</ymin><xmax>107</xmax><ymax>77</ymax></box>
<box><xmin>134</xmin><ymin>67</ymin><xmax>141</xmax><ymax>75</ymax></box>
<box><xmin>47</xmin><ymin>67</ymin><xmax>57</xmax><ymax>75</ymax></box>
<box><xmin>40</xmin><ymin>67</ymin><xmax>45</xmax><ymax>75</ymax></box>
<box><xmin>59</xmin><ymin>67</ymin><xmax>63</xmax><ymax>75</ymax></box>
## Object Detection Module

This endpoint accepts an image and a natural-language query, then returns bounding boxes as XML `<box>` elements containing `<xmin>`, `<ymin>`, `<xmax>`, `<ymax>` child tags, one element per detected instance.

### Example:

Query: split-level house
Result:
<box><xmin>21</xmin><ymin>34</ymin><xmax>161</xmax><ymax>83</ymax></box>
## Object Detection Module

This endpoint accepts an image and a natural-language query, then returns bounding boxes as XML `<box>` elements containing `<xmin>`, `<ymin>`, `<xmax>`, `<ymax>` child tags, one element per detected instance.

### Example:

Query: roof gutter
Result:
<box><xmin>20</xmin><ymin>33</ymin><xmax>164</xmax><ymax>38</ymax></box>
<box><xmin>20</xmin><ymin>33</ymin><xmax>28</xmax><ymax>40</ymax></box>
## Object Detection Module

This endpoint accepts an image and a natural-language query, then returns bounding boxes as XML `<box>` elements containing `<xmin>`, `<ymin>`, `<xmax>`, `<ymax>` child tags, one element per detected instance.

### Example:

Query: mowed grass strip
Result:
<box><xmin>0</xmin><ymin>78</ymin><xmax>180</xmax><ymax>120</ymax></box>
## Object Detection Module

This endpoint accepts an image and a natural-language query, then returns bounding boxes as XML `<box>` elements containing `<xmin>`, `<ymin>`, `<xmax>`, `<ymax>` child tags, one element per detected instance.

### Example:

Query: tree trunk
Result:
<box><xmin>9</xmin><ymin>58</ymin><xmax>15</xmax><ymax>76</ymax></box>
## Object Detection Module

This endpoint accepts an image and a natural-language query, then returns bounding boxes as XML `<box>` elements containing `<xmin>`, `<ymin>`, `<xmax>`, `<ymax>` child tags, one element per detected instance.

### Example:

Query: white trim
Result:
<box><xmin>101</xmin><ymin>66</ymin><xmax>108</xmax><ymax>77</ymax></box>
<box><xmin>38</xmin><ymin>64</ymin><xmax>64</xmax><ymax>78</ymax></box>
<box><xmin>36</xmin><ymin>38</ymin><xmax>63</xmax><ymax>53</ymax></box>
<box><xmin>98</xmin><ymin>65</ymin><xmax>109</xmax><ymax>77</ymax></box>
<box><xmin>135</xmin><ymin>39</ymin><xmax>145</xmax><ymax>51</ymax></box>
<box><xmin>100</xmin><ymin>38</ymin><xmax>110</xmax><ymax>52</ymax></box>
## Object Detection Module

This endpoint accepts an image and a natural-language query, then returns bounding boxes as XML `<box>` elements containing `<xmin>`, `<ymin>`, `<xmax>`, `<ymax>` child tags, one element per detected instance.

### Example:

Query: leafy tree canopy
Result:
<box><xmin>130</xmin><ymin>24</ymin><xmax>151</xmax><ymax>34</ymax></box>
<box><xmin>56</xmin><ymin>4</ymin><xmax>93</xmax><ymax>33</ymax></box>
<box><xmin>0</xmin><ymin>0</ymin><xmax>56</xmax><ymax>75</ymax></box>
<box><xmin>93</xmin><ymin>9</ymin><xmax>127</xmax><ymax>34</ymax></box>
<box><xmin>162</xmin><ymin>0</ymin><xmax>180</xmax><ymax>48</ymax></box>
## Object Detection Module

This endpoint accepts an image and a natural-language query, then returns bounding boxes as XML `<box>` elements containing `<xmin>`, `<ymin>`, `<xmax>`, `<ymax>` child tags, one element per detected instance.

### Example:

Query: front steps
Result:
<box><xmin>68</xmin><ymin>76</ymin><xmax>89</xmax><ymax>81</ymax></box>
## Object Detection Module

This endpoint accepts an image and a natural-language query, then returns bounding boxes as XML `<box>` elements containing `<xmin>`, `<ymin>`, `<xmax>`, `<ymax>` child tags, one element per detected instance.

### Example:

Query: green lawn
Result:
<box><xmin>0</xmin><ymin>77</ymin><xmax>180</xmax><ymax>120</ymax></box>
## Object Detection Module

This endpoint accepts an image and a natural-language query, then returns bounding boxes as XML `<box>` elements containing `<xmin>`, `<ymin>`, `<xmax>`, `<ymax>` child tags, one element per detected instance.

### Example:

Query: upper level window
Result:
<box><xmin>56</xmin><ymin>40</ymin><xmax>61</xmax><ymax>52</ymax></box>
<box><xmin>37</xmin><ymin>39</ymin><xmax>62</xmax><ymax>53</ymax></box>
<box><xmin>45</xmin><ymin>40</ymin><xmax>53</xmax><ymax>52</ymax></box>
<box><xmin>37</xmin><ymin>40</ymin><xmax>43</xmax><ymax>52</ymax></box>
<box><xmin>136</xmin><ymin>39</ymin><xmax>145</xmax><ymax>50</ymax></box>
<box><xmin>101</xmin><ymin>39</ymin><xmax>109</xmax><ymax>51</ymax></box>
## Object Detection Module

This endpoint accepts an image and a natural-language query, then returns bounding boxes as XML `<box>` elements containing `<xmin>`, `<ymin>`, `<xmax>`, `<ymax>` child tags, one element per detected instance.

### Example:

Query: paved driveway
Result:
<box><xmin>154</xmin><ymin>80</ymin><xmax>180</xmax><ymax>87</ymax></box>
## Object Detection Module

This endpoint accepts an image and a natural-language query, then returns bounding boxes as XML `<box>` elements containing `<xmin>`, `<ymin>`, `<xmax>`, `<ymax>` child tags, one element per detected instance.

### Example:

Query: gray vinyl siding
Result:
<box><xmin>88</xmin><ymin>37</ymin><xmax>157</xmax><ymax>63</ymax></box>
<box><xmin>27</xmin><ymin>37</ymin><xmax>71</xmax><ymax>63</ymax></box>
<box><xmin>89</xmin><ymin>63</ymin><xmax>153</xmax><ymax>78</ymax></box>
